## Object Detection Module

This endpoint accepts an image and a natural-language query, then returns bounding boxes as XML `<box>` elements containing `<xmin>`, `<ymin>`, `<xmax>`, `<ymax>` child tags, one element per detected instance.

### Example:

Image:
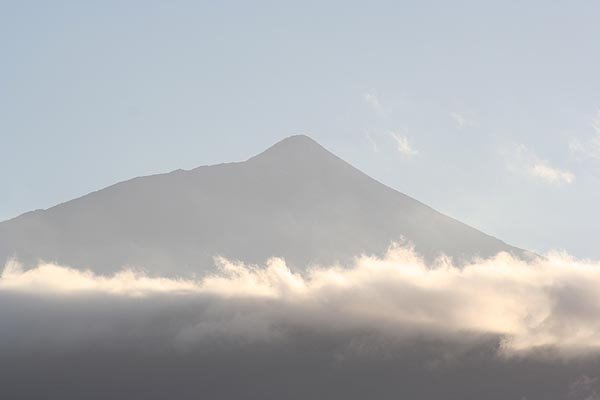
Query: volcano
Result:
<box><xmin>0</xmin><ymin>135</ymin><xmax>527</xmax><ymax>275</ymax></box>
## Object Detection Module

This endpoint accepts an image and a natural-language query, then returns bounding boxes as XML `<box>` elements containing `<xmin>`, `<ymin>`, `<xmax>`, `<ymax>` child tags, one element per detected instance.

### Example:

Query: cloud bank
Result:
<box><xmin>4</xmin><ymin>246</ymin><xmax>600</xmax><ymax>399</ymax></box>
<box><xmin>3</xmin><ymin>245</ymin><xmax>600</xmax><ymax>357</ymax></box>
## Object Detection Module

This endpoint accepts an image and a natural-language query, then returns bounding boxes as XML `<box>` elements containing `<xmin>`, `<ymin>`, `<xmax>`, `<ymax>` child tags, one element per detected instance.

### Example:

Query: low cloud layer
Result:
<box><xmin>3</xmin><ymin>246</ymin><xmax>600</xmax><ymax>399</ymax></box>
<box><xmin>3</xmin><ymin>245</ymin><xmax>600</xmax><ymax>357</ymax></box>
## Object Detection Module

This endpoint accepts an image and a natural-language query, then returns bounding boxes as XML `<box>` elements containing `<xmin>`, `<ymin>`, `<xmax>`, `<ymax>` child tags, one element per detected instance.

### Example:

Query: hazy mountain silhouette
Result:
<box><xmin>0</xmin><ymin>135</ymin><xmax>528</xmax><ymax>275</ymax></box>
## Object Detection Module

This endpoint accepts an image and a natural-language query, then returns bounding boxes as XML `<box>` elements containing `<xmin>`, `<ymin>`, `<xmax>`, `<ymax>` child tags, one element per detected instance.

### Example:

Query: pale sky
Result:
<box><xmin>2</xmin><ymin>1</ymin><xmax>599</xmax><ymax>258</ymax></box>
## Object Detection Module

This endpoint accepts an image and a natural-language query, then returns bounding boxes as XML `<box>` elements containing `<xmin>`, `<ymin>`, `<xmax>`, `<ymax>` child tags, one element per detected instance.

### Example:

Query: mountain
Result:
<box><xmin>0</xmin><ymin>135</ymin><xmax>527</xmax><ymax>275</ymax></box>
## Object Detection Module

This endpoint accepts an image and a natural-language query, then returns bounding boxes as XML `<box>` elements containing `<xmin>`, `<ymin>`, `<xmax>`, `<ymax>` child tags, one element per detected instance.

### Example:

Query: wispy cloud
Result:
<box><xmin>593</xmin><ymin>109</ymin><xmax>600</xmax><ymax>138</ymax></box>
<box><xmin>389</xmin><ymin>132</ymin><xmax>418</xmax><ymax>156</ymax></box>
<box><xmin>365</xmin><ymin>131</ymin><xmax>379</xmax><ymax>152</ymax></box>
<box><xmin>530</xmin><ymin>161</ymin><xmax>575</xmax><ymax>184</ymax></box>
<box><xmin>450</xmin><ymin>112</ymin><xmax>477</xmax><ymax>130</ymax></box>
<box><xmin>511</xmin><ymin>144</ymin><xmax>574</xmax><ymax>185</ymax></box>
<box><xmin>570</xmin><ymin>110</ymin><xmax>600</xmax><ymax>161</ymax></box>
<box><xmin>363</xmin><ymin>90</ymin><xmax>383</xmax><ymax>114</ymax></box>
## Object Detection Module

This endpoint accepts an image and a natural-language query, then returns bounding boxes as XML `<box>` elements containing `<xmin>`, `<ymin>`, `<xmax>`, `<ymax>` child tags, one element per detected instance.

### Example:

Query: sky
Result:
<box><xmin>1</xmin><ymin>1</ymin><xmax>600</xmax><ymax>258</ymax></box>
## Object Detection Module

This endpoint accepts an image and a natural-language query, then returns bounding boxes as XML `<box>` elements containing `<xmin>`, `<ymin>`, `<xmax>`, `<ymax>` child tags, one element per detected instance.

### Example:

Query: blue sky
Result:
<box><xmin>2</xmin><ymin>1</ymin><xmax>599</xmax><ymax>257</ymax></box>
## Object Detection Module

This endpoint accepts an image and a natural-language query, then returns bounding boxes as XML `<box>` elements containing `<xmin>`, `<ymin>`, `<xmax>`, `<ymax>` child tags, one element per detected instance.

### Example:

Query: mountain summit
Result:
<box><xmin>0</xmin><ymin>135</ymin><xmax>527</xmax><ymax>275</ymax></box>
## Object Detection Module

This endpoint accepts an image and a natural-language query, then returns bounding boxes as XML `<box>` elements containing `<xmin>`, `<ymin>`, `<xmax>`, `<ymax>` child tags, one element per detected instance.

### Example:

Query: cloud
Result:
<box><xmin>570</xmin><ymin>110</ymin><xmax>600</xmax><ymax>161</ymax></box>
<box><xmin>450</xmin><ymin>112</ymin><xmax>477</xmax><ymax>130</ymax></box>
<box><xmin>512</xmin><ymin>144</ymin><xmax>575</xmax><ymax>184</ymax></box>
<box><xmin>530</xmin><ymin>160</ymin><xmax>575</xmax><ymax>184</ymax></box>
<box><xmin>6</xmin><ymin>245</ymin><xmax>600</xmax><ymax>357</ymax></box>
<box><xmin>593</xmin><ymin>110</ymin><xmax>600</xmax><ymax>138</ymax></box>
<box><xmin>363</xmin><ymin>90</ymin><xmax>383</xmax><ymax>114</ymax></box>
<box><xmin>0</xmin><ymin>262</ymin><xmax>199</xmax><ymax>296</ymax></box>
<box><xmin>570</xmin><ymin>138</ymin><xmax>587</xmax><ymax>154</ymax></box>
<box><xmin>5</xmin><ymin>247</ymin><xmax>600</xmax><ymax>398</ymax></box>
<box><xmin>389</xmin><ymin>132</ymin><xmax>418</xmax><ymax>156</ymax></box>
<box><xmin>365</xmin><ymin>131</ymin><xmax>379</xmax><ymax>152</ymax></box>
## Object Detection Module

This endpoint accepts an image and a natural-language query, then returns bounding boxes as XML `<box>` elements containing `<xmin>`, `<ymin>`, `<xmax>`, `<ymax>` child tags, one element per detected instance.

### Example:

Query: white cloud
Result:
<box><xmin>593</xmin><ymin>109</ymin><xmax>600</xmax><ymax>137</ymax></box>
<box><xmin>5</xmin><ymin>245</ymin><xmax>600</xmax><ymax>358</ymax></box>
<box><xmin>389</xmin><ymin>132</ymin><xmax>418</xmax><ymax>156</ymax></box>
<box><xmin>450</xmin><ymin>112</ymin><xmax>477</xmax><ymax>130</ymax></box>
<box><xmin>569</xmin><ymin>138</ymin><xmax>586</xmax><ymax>154</ymax></box>
<box><xmin>363</xmin><ymin>90</ymin><xmax>383</xmax><ymax>114</ymax></box>
<box><xmin>570</xmin><ymin>110</ymin><xmax>600</xmax><ymax>161</ymax></box>
<box><xmin>531</xmin><ymin>160</ymin><xmax>575</xmax><ymax>184</ymax></box>
<box><xmin>512</xmin><ymin>144</ymin><xmax>575</xmax><ymax>185</ymax></box>
<box><xmin>0</xmin><ymin>261</ymin><xmax>199</xmax><ymax>296</ymax></box>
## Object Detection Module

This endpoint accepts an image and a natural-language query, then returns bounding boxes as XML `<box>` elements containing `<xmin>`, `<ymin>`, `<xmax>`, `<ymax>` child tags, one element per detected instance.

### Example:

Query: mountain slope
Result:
<box><xmin>0</xmin><ymin>135</ymin><xmax>527</xmax><ymax>275</ymax></box>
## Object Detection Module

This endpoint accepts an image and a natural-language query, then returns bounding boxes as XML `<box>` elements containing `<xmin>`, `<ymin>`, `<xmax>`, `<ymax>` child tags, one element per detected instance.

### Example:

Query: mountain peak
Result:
<box><xmin>278</xmin><ymin>134</ymin><xmax>319</xmax><ymax>145</ymax></box>
<box><xmin>247</xmin><ymin>134</ymin><xmax>332</xmax><ymax>164</ymax></box>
